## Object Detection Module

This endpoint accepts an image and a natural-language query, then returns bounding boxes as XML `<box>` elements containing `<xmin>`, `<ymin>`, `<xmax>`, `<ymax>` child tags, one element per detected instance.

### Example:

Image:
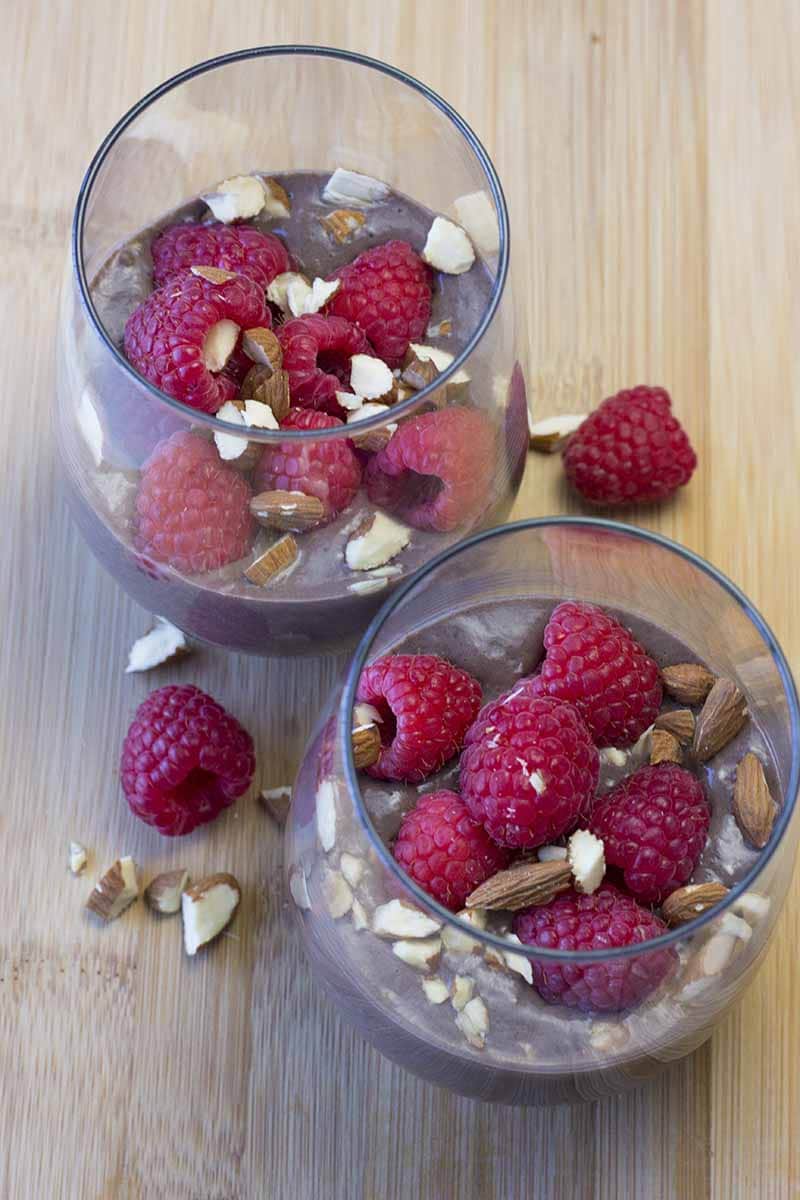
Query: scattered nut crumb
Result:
<box><xmin>260</xmin><ymin>785</ymin><xmax>292</xmax><ymax>825</ymax></box>
<box><xmin>145</xmin><ymin>868</ymin><xmax>189</xmax><ymax>915</ymax></box>
<box><xmin>322</xmin><ymin>167</ymin><xmax>390</xmax><ymax>207</ymax></box>
<box><xmin>321</xmin><ymin>868</ymin><xmax>353</xmax><ymax>919</ymax></box>
<box><xmin>351</xmin><ymin>898</ymin><xmax>369</xmax><ymax>931</ymax></box>
<box><xmin>373</xmin><ymin>899</ymin><xmax>442</xmax><ymax>940</ymax></box>
<box><xmin>455</xmin><ymin>995</ymin><xmax>489</xmax><ymax>1048</ymax></box>
<box><xmin>422</xmin><ymin>977</ymin><xmax>450</xmax><ymax>1005</ymax></box>
<box><xmin>339</xmin><ymin>853</ymin><xmax>365</xmax><ymax>888</ymax></box>
<box><xmin>451</xmin><ymin>190</ymin><xmax>500</xmax><ymax>254</ymax></box>
<box><xmin>451</xmin><ymin>975</ymin><xmax>475</xmax><ymax>1011</ymax></box>
<box><xmin>182</xmin><ymin>873</ymin><xmax>241</xmax><ymax>955</ymax></box>
<box><xmin>392</xmin><ymin>936</ymin><xmax>442</xmax><ymax>971</ymax></box>
<box><xmin>441</xmin><ymin>908</ymin><xmax>487</xmax><ymax>955</ymax></box>
<box><xmin>422</xmin><ymin>216</ymin><xmax>475</xmax><ymax>274</ymax></box>
<box><xmin>289</xmin><ymin>866</ymin><xmax>311</xmax><ymax>910</ymax></box>
<box><xmin>345</xmin><ymin>513</ymin><xmax>411</xmax><ymax>571</ymax></box>
<box><xmin>125</xmin><ymin>617</ymin><xmax>191</xmax><ymax>674</ymax></box>
<box><xmin>86</xmin><ymin>857</ymin><xmax>139</xmax><ymax>922</ymax></box>
<box><xmin>68</xmin><ymin>841</ymin><xmax>88</xmax><ymax>875</ymax></box>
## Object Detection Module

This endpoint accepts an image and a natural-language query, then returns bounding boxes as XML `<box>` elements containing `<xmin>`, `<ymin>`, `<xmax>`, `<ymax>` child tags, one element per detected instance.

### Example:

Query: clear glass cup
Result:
<box><xmin>285</xmin><ymin>518</ymin><xmax>800</xmax><ymax>1104</ymax></box>
<box><xmin>57</xmin><ymin>46</ymin><xmax>525</xmax><ymax>655</ymax></box>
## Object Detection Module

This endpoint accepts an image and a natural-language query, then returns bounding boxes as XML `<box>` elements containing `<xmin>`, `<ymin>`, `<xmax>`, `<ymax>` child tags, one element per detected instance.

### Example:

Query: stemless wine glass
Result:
<box><xmin>57</xmin><ymin>46</ymin><xmax>525</xmax><ymax>655</ymax></box>
<box><xmin>285</xmin><ymin>519</ymin><xmax>800</xmax><ymax>1105</ymax></box>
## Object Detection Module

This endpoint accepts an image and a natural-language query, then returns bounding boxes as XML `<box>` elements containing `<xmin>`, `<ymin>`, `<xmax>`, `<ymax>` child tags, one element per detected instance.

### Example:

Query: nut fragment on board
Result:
<box><xmin>653</xmin><ymin>708</ymin><xmax>695</xmax><ymax>744</ymax></box>
<box><xmin>322</xmin><ymin>167</ymin><xmax>390</xmax><ymax>207</ymax></box>
<box><xmin>455</xmin><ymin>996</ymin><xmax>489</xmax><ymax>1049</ymax></box>
<box><xmin>466</xmin><ymin>858</ymin><xmax>572</xmax><ymax>911</ymax></box>
<box><xmin>733</xmin><ymin>752</ymin><xmax>777</xmax><ymax>848</ymax></box>
<box><xmin>661</xmin><ymin>663</ymin><xmax>716</xmax><ymax>705</ymax></box>
<box><xmin>567</xmin><ymin>829</ymin><xmax>605</xmax><ymax>894</ymax></box>
<box><xmin>393</xmin><ymin>935</ymin><xmax>442</xmax><ymax>971</ymax></box>
<box><xmin>372</xmin><ymin>899</ymin><xmax>441</xmax><ymax>940</ymax></box>
<box><xmin>319</xmin><ymin>208</ymin><xmax>366</xmax><ymax>242</ymax></box>
<box><xmin>661</xmin><ymin>881</ymin><xmax>730</xmax><ymax>927</ymax></box>
<box><xmin>250</xmin><ymin>490</ymin><xmax>325</xmax><ymax>533</ymax></box>
<box><xmin>242</xmin><ymin>326</ymin><xmax>282</xmax><ymax>371</ymax></box>
<box><xmin>203</xmin><ymin>175</ymin><xmax>268</xmax><ymax>222</ymax></box>
<box><xmin>261</xmin><ymin>176</ymin><xmax>291</xmax><ymax>218</ymax></box>
<box><xmin>68</xmin><ymin>842</ymin><xmax>88</xmax><ymax>875</ymax></box>
<box><xmin>182</xmin><ymin>873</ymin><xmax>241</xmax><ymax>955</ymax></box>
<box><xmin>86</xmin><ymin>857</ymin><xmax>139</xmax><ymax>921</ymax></box>
<box><xmin>260</xmin><ymin>785</ymin><xmax>292</xmax><ymax>825</ymax></box>
<box><xmin>528</xmin><ymin>413</ymin><xmax>587</xmax><ymax>452</ymax></box>
<box><xmin>422</xmin><ymin>216</ymin><xmax>475</xmax><ymax>274</ymax></box>
<box><xmin>352</xmin><ymin>722</ymin><xmax>382</xmax><ymax>770</ymax></box>
<box><xmin>650</xmin><ymin>728</ymin><xmax>683</xmax><ymax>765</ymax></box>
<box><xmin>145</xmin><ymin>868</ymin><xmax>189</xmax><ymax>915</ymax></box>
<box><xmin>345</xmin><ymin>513</ymin><xmax>411</xmax><ymax>571</ymax></box>
<box><xmin>244</xmin><ymin>534</ymin><xmax>298</xmax><ymax>587</ymax></box>
<box><xmin>125</xmin><ymin>617</ymin><xmax>191</xmax><ymax>674</ymax></box>
<box><xmin>693</xmin><ymin>678</ymin><xmax>747</xmax><ymax>761</ymax></box>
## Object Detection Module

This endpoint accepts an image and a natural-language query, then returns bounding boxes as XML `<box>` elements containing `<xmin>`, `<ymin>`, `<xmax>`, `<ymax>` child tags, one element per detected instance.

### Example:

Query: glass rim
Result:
<box><xmin>339</xmin><ymin>516</ymin><xmax>800</xmax><ymax>963</ymax></box>
<box><xmin>71</xmin><ymin>44</ymin><xmax>510</xmax><ymax>445</ymax></box>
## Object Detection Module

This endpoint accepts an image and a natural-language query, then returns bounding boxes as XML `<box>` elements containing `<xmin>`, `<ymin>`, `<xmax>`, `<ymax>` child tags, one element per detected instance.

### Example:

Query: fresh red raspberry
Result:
<box><xmin>464</xmin><ymin>675</ymin><xmax>541</xmax><ymax>747</ymax></box>
<box><xmin>151</xmin><ymin>222</ymin><xmax>291</xmax><ymax>291</ymax></box>
<box><xmin>124</xmin><ymin>269</ymin><xmax>269</xmax><ymax>413</ymax></box>
<box><xmin>562</xmin><ymin>386</ymin><xmax>697</xmax><ymax>506</ymax></box>
<box><xmin>393</xmin><ymin>790</ymin><xmax>511</xmax><ymax>911</ymax></box>
<box><xmin>356</xmin><ymin>653</ymin><xmax>482</xmax><ymax>783</ymax></box>
<box><xmin>365</xmin><ymin>407</ymin><xmax>495</xmax><ymax>532</ymax></box>
<box><xmin>135</xmin><ymin>431</ymin><xmax>254</xmax><ymax>574</ymax></box>
<box><xmin>252</xmin><ymin>407</ymin><xmax>362</xmax><ymax>521</ymax></box>
<box><xmin>588</xmin><ymin>764</ymin><xmax>710</xmax><ymax>903</ymax></box>
<box><xmin>532</xmin><ymin>601</ymin><xmax>662</xmax><ymax>748</ymax></box>
<box><xmin>121</xmin><ymin>685</ymin><xmax>255</xmax><ymax>836</ymax></box>
<box><xmin>513</xmin><ymin>884</ymin><xmax>676</xmax><ymax>1012</ymax></box>
<box><xmin>460</xmin><ymin>695</ymin><xmax>599</xmax><ymax>849</ymax></box>
<box><xmin>326</xmin><ymin>240</ymin><xmax>432</xmax><ymax>367</ymax></box>
<box><xmin>277</xmin><ymin>314</ymin><xmax>370</xmax><ymax>412</ymax></box>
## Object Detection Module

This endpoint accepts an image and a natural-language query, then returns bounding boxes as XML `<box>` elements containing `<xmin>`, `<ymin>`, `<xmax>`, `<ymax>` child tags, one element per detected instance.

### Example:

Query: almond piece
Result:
<box><xmin>203</xmin><ymin>175</ymin><xmax>267</xmax><ymax>222</ymax></box>
<box><xmin>260</xmin><ymin>785</ymin><xmax>292</xmax><ymax>824</ymax></box>
<box><xmin>661</xmin><ymin>663</ymin><xmax>717</xmax><ymax>705</ymax></box>
<box><xmin>442</xmin><ymin>910</ymin><xmax>487</xmax><ymax>954</ymax></box>
<box><xmin>267</xmin><ymin>271</ymin><xmax>311</xmax><ymax>313</ymax></box>
<box><xmin>422</xmin><ymin>216</ymin><xmax>475</xmax><ymax>275</ymax></box>
<box><xmin>408</xmin><ymin>342</ymin><xmax>470</xmax><ymax>386</ymax></box>
<box><xmin>693</xmin><ymin>677</ymin><xmax>748</xmax><ymax>761</ymax></box>
<box><xmin>650</xmin><ymin>728</ymin><xmax>683</xmax><ymax>765</ymax></box>
<box><xmin>451</xmin><ymin>975</ymin><xmax>475</xmax><ymax>1010</ymax></box>
<box><xmin>352</xmin><ymin>722</ymin><xmax>381</xmax><ymax>769</ymax></box>
<box><xmin>465</xmin><ymin>859</ymin><xmax>572</xmax><ymax>911</ymax></box>
<box><xmin>244</xmin><ymin>534</ymin><xmax>298</xmax><ymax>587</ymax></box>
<box><xmin>145</xmin><ymin>868</ymin><xmax>189</xmax><ymax>915</ymax></box>
<box><xmin>250</xmin><ymin>490</ymin><xmax>325</xmax><ymax>533</ymax></box>
<box><xmin>422</xmin><ymin>977</ymin><xmax>450</xmax><ymax>1005</ymax></box>
<box><xmin>451</xmin><ymin>190</ymin><xmax>501</xmax><ymax>255</ymax></box>
<box><xmin>243</xmin><ymin>368</ymin><xmax>290</xmax><ymax>421</ymax></box>
<box><xmin>392</xmin><ymin>936</ymin><xmax>442</xmax><ymax>971</ymax></box>
<box><xmin>261</xmin><ymin>176</ymin><xmax>291</xmax><ymax>218</ymax></box>
<box><xmin>322</xmin><ymin>167</ymin><xmax>390</xmax><ymax>207</ymax></box>
<box><xmin>339</xmin><ymin>853</ymin><xmax>365</xmax><ymax>888</ymax></box>
<box><xmin>567</xmin><ymin>829</ymin><xmax>605</xmax><ymax>894</ymax></box>
<box><xmin>242</xmin><ymin>327</ymin><xmax>282</xmax><ymax>371</ymax></box>
<box><xmin>350</xmin><ymin>354</ymin><xmax>394</xmax><ymax>400</ymax></box>
<box><xmin>733</xmin><ymin>752</ymin><xmax>777</xmax><ymax>849</ymax></box>
<box><xmin>189</xmin><ymin>264</ymin><xmax>239</xmax><ymax>285</ymax></box>
<box><xmin>653</xmin><ymin>708</ymin><xmax>695</xmax><ymax>744</ymax></box>
<box><xmin>125</xmin><ymin>617</ymin><xmax>191</xmax><ymax>674</ymax></box>
<box><xmin>661</xmin><ymin>882</ymin><xmax>730</xmax><ymax>927</ymax></box>
<box><xmin>86</xmin><ymin>857</ymin><xmax>139</xmax><ymax>921</ymax></box>
<box><xmin>202</xmin><ymin>319</ymin><xmax>239</xmax><ymax>372</ymax></box>
<box><xmin>182</xmin><ymin>873</ymin><xmax>241</xmax><ymax>955</ymax></box>
<box><xmin>316</xmin><ymin>779</ymin><xmax>337</xmax><ymax>851</ymax></box>
<box><xmin>68</xmin><ymin>841</ymin><xmax>88</xmax><ymax>875</ymax></box>
<box><xmin>528</xmin><ymin>413</ymin><xmax>587</xmax><ymax>452</ymax></box>
<box><xmin>400</xmin><ymin>355</ymin><xmax>440</xmax><ymax>391</ymax></box>
<box><xmin>345</xmin><ymin>513</ymin><xmax>411</xmax><ymax>571</ymax></box>
<box><xmin>320</xmin><ymin>208</ymin><xmax>366</xmax><ymax>242</ymax></box>
<box><xmin>455</xmin><ymin>996</ymin><xmax>489</xmax><ymax>1049</ymax></box>
<box><xmin>372</xmin><ymin>899</ymin><xmax>441</xmax><ymax>940</ymax></box>
<box><xmin>321</xmin><ymin>868</ymin><xmax>353</xmax><ymax>919</ymax></box>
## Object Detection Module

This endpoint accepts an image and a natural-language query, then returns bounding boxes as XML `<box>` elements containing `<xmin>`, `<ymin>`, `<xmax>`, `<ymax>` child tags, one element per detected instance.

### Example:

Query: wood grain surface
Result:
<box><xmin>1</xmin><ymin>1</ymin><xmax>798</xmax><ymax>1197</ymax></box>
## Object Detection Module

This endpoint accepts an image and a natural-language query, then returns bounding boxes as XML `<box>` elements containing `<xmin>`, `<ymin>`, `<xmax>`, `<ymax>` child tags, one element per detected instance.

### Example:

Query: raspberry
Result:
<box><xmin>252</xmin><ymin>407</ymin><xmax>362</xmax><ymax>521</ymax></box>
<box><xmin>365</xmin><ymin>407</ymin><xmax>495</xmax><ymax>532</ymax></box>
<box><xmin>356</xmin><ymin>653</ymin><xmax>482</xmax><ymax>783</ymax></box>
<box><xmin>121</xmin><ymin>685</ymin><xmax>255</xmax><ymax>836</ymax></box>
<box><xmin>151</xmin><ymin>222</ymin><xmax>291</xmax><ymax>291</ymax></box>
<box><xmin>588</xmin><ymin>764</ymin><xmax>710</xmax><ymax>903</ymax></box>
<box><xmin>562</xmin><ymin>386</ymin><xmax>697</xmax><ymax>506</ymax></box>
<box><xmin>464</xmin><ymin>675</ymin><xmax>540</xmax><ymax>747</ymax></box>
<box><xmin>326</xmin><ymin>240</ymin><xmax>432</xmax><ymax>366</ymax></box>
<box><xmin>277</xmin><ymin>314</ymin><xmax>370</xmax><ymax>412</ymax></box>
<box><xmin>513</xmin><ymin>884</ymin><xmax>676</xmax><ymax>1012</ymax></box>
<box><xmin>135</xmin><ymin>431</ymin><xmax>254</xmax><ymax>574</ymax></box>
<box><xmin>124</xmin><ymin>269</ymin><xmax>269</xmax><ymax>413</ymax></box>
<box><xmin>393</xmin><ymin>790</ymin><xmax>511</xmax><ymax>911</ymax></box>
<box><xmin>460</xmin><ymin>695</ymin><xmax>599</xmax><ymax>849</ymax></box>
<box><xmin>532</xmin><ymin>601</ymin><xmax>662</xmax><ymax>748</ymax></box>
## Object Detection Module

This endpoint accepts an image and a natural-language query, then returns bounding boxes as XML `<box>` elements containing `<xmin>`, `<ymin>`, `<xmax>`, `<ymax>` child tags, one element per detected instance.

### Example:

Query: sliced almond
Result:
<box><xmin>441</xmin><ymin>908</ymin><xmax>487</xmax><ymax>954</ymax></box>
<box><xmin>455</xmin><ymin>996</ymin><xmax>489</xmax><ymax>1049</ymax></box>
<box><xmin>244</xmin><ymin>534</ymin><xmax>298</xmax><ymax>587</ymax></box>
<box><xmin>352</xmin><ymin>722</ymin><xmax>381</xmax><ymax>769</ymax></box>
<box><xmin>400</xmin><ymin>355</ymin><xmax>441</xmax><ymax>391</ymax></box>
<box><xmin>392</xmin><ymin>936</ymin><xmax>442</xmax><ymax>971</ymax></box>
<box><xmin>301</xmin><ymin>277</ymin><xmax>342</xmax><ymax>316</ymax></box>
<box><xmin>349</xmin><ymin>354</ymin><xmax>394</xmax><ymax>400</ymax></box>
<box><xmin>693</xmin><ymin>677</ymin><xmax>748</xmax><ymax>761</ymax></box>
<box><xmin>650</xmin><ymin>728</ymin><xmax>683</xmax><ymax>765</ymax></box>
<box><xmin>653</xmin><ymin>709</ymin><xmax>696</xmax><ymax>744</ymax></box>
<box><xmin>567</xmin><ymin>829</ymin><xmax>605</xmax><ymax>894</ymax></box>
<box><xmin>189</xmin><ymin>264</ymin><xmax>239</xmax><ymax>285</ymax></box>
<box><xmin>528</xmin><ymin>413</ymin><xmax>587</xmax><ymax>452</ymax></box>
<box><xmin>408</xmin><ymin>343</ymin><xmax>470</xmax><ymax>386</ymax></box>
<box><xmin>661</xmin><ymin>663</ymin><xmax>717</xmax><ymax>706</ymax></box>
<box><xmin>261</xmin><ymin>176</ymin><xmax>291</xmax><ymax>219</ymax></box>
<box><xmin>316</xmin><ymin>779</ymin><xmax>337</xmax><ymax>852</ymax></box>
<box><xmin>451</xmin><ymin>190</ymin><xmax>500</xmax><ymax>255</ymax></box>
<box><xmin>250</xmin><ymin>490</ymin><xmax>325</xmax><ymax>533</ymax></box>
<box><xmin>260</xmin><ymin>785</ymin><xmax>292</xmax><ymax>824</ymax></box>
<box><xmin>242</xmin><ymin>400</ymin><xmax>279</xmax><ymax>430</ymax></box>
<box><xmin>214</xmin><ymin>400</ymin><xmax>250</xmax><ymax>461</ymax></box>
<box><xmin>246</xmin><ymin>368</ymin><xmax>290</xmax><ymax>421</ymax></box>
<box><xmin>202</xmin><ymin>319</ymin><xmax>239</xmax><ymax>372</ymax></box>
<box><xmin>86</xmin><ymin>857</ymin><xmax>139</xmax><ymax>921</ymax></box>
<box><xmin>145</xmin><ymin>868</ymin><xmax>189</xmax><ymax>915</ymax></box>
<box><xmin>321</xmin><ymin>868</ymin><xmax>353</xmax><ymax>919</ymax></box>
<box><xmin>661</xmin><ymin>881</ymin><xmax>730</xmax><ymax>927</ymax></box>
<box><xmin>322</xmin><ymin>168</ymin><xmax>390</xmax><ymax>207</ymax></box>
<box><xmin>733</xmin><ymin>752</ymin><xmax>777</xmax><ymax>848</ymax></box>
<box><xmin>267</xmin><ymin>271</ymin><xmax>310</xmax><ymax>313</ymax></box>
<box><xmin>466</xmin><ymin>859</ymin><xmax>572</xmax><ymax>911</ymax></box>
<box><xmin>125</xmin><ymin>617</ymin><xmax>191</xmax><ymax>674</ymax></box>
<box><xmin>320</xmin><ymin>208</ymin><xmax>366</xmax><ymax>242</ymax></box>
<box><xmin>345</xmin><ymin>513</ymin><xmax>411</xmax><ymax>571</ymax></box>
<box><xmin>242</xmin><ymin>327</ymin><xmax>282</xmax><ymax>371</ymax></box>
<box><xmin>372</xmin><ymin>899</ymin><xmax>441</xmax><ymax>940</ymax></box>
<box><xmin>203</xmin><ymin>175</ymin><xmax>267</xmax><ymax>222</ymax></box>
<box><xmin>68</xmin><ymin>841</ymin><xmax>88</xmax><ymax>875</ymax></box>
<box><xmin>181</xmin><ymin>873</ymin><xmax>241</xmax><ymax>955</ymax></box>
<box><xmin>422</xmin><ymin>216</ymin><xmax>475</xmax><ymax>274</ymax></box>
<box><xmin>422</xmin><ymin>977</ymin><xmax>450</xmax><ymax>1005</ymax></box>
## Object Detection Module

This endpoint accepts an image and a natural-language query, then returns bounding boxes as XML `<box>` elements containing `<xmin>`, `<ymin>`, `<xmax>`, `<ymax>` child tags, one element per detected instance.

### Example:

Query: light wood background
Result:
<box><xmin>1</xmin><ymin>2</ymin><xmax>798</xmax><ymax>1197</ymax></box>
